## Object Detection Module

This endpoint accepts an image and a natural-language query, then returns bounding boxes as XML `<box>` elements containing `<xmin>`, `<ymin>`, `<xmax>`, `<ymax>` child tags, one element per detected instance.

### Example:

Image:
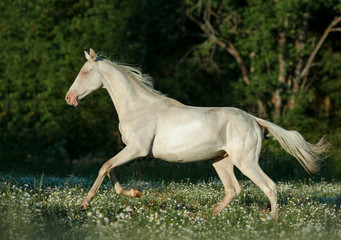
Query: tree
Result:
<box><xmin>185</xmin><ymin>0</ymin><xmax>341</xmax><ymax>121</ymax></box>
<box><xmin>0</xmin><ymin>0</ymin><xmax>140</xmax><ymax>161</ymax></box>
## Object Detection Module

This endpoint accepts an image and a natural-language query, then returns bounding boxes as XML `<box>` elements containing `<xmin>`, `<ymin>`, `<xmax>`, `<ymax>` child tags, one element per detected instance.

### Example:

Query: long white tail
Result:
<box><xmin>251</xmin><ymin>116</ymin><xmax>331</xmax><ymax>174</ymax></box>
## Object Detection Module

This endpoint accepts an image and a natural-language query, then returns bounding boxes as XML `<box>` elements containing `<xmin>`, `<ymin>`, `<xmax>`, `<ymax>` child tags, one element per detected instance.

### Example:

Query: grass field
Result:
<box><xmin>0</xmin><ymin>173</ymin><xmax>340</xmax><ymax>240</ymax></box>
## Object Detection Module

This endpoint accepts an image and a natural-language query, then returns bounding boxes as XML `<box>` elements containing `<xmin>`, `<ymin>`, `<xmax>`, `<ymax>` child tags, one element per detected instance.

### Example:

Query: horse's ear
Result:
<box><xmin>89</xmin><ymin>48</ymin><xmax>97</xmax><ymax>61</ymax></box>
<box><xmin>84</xmin><ymin>50</ymin><xmax>91</xmax><ymax>61</ymax></box>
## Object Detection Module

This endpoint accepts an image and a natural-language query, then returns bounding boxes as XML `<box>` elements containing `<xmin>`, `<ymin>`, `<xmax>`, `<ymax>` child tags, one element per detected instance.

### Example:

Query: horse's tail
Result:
<box><xmin>250</xmin><ymin>115</ymin><xmax>331</xmax><ymax>174</ymax></box>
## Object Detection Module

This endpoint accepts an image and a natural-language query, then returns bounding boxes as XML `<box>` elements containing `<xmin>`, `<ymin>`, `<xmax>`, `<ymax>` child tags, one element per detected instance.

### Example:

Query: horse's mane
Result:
<box><xmin>101</xmin><ymin>58</ymin><xmax>163</xmax><ymax>95</ymax></box>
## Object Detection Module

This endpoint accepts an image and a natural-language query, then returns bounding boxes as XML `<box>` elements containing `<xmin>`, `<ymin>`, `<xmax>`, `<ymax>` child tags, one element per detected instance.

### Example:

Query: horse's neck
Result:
<box><xmin>99</xmin><ymin>61</ymin><xmax>158</xmax><ymax>119</ymax></box>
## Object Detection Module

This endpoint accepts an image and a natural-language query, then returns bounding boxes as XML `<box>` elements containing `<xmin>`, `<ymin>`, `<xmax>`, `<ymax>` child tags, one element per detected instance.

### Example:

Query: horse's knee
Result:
<box><xmin>270</xmin><ymin>184</ymin><xmax>277</xmax><ymax>199</ymax></box>
<box><xmin>270</xmin><ymin>183</ymin><xmax>277</xmax><ymax>196</ymax></box>
<box><xmin>98</xmin><ymin>162</ymin><xmax>112</xmax><ymax>177</ymax></box>
<box><xmin>263</xmin><ymin>187</ymin><xmax>277</xmax><ymax>204</ymax></box>
<box><xmin>235</xmin><ymin>185</ymin><xmax>241</xmax><ymax>197</ymax></box>
<box><xmin>227</xmin><ymin>185</ymin><xmax>241</xmax><ymax>199</ymax></box>
<box><xmin>264</xmin><ymin>181</ymin><xmax>277</xmax><ymax>198</ymax></box>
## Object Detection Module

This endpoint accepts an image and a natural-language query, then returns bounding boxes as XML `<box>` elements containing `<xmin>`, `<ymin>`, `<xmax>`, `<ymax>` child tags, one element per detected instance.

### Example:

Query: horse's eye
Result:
<box><xmin>82</xmin><ymin>71</ymin><xmax>87</xmax><ymax>75</ymax></box>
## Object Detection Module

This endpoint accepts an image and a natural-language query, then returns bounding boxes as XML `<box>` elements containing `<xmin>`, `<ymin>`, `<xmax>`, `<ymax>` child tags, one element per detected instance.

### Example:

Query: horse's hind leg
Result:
<box><xmin>238</xmin><ymin>162</ymin><xmax>278</xmax><ymax>219</ymax></box>
<box><xmin>212</xmin><ymin>156</ymin><xmax>241</xmax><ymax>215</ymax></box>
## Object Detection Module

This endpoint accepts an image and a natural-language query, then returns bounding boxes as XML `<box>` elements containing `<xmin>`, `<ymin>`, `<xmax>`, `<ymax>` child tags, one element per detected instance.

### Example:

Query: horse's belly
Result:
<box><xmin>152</xmin><ymin>146</ymin><xmax>223</xmax><ymax>163</ymax></box>
<box><xmin>151</xmin><ymin>120</ymin><xmax>225</xmax><ymax>162</ymax></box>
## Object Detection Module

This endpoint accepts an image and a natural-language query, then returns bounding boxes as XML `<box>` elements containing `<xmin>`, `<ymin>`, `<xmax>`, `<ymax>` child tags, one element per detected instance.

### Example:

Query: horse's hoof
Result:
<box><xmin>212</xmin><ymin>208</ymin><xmax>220</xmax><ymax>216</ymax></box>
<box><xmin>133</xmin><ymin>189</ymin><xmax>141</xmax><ymax>198</ymax></box>
<box><xmin>212</xmin><ymin>203</ymin><xmax>223</xmax><ymax>216</ymax></box>
<box><xmin>271</xmin><ymin>210</ymin><xmax>279</xmax><ymax>220</ymax></box>
<box><xmin>80</xmin><ymin>203</ymin><xmax>90</xmax><ymax>211</ymax></box>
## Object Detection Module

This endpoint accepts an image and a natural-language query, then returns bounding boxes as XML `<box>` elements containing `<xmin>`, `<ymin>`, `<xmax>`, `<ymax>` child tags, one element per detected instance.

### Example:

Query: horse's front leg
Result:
<box><xmin>108</xmin><ymin>170</ymin><xmax>141</xmax><ymax>197</ymax></box>
<box><xmin>81</xmin><ymin>146</ymin><xmax>142</xmax><ymax>210</ymax></box>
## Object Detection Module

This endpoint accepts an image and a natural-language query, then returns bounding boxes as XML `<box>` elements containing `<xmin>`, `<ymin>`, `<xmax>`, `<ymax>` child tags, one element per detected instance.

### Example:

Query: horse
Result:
<box><xmin>65</xmin><ymin>49</ymin><xmax>330</xmax><ymax>219</ymax></box>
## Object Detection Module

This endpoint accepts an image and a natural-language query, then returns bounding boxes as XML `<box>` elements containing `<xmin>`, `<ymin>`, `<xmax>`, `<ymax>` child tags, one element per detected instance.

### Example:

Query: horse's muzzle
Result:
<box><xmin>65</xmin><ymin>91</ymin><xmax>78</xmax><ymax>106</ymax></box>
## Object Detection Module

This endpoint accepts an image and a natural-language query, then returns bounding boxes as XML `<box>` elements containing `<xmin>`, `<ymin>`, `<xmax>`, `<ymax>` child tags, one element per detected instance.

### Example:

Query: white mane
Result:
<box><xmin>101</xmin><ymin>59</ymin><xmax>163</xmax><ymax>95</ymax></box>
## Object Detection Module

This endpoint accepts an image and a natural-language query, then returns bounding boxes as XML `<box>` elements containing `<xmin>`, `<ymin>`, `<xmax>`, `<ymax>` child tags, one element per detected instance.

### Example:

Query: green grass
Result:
<box><xmin>0</xmin><ymin>173</ymin><xmax>340</xmax><ymax>240</ymax></box>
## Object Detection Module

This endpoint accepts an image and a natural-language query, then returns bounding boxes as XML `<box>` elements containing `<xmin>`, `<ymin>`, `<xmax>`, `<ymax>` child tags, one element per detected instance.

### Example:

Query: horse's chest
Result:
<box><xmin>118</xmin><ymin>116</ymin><xmax>156</xmax><ymax>146</ymax></box>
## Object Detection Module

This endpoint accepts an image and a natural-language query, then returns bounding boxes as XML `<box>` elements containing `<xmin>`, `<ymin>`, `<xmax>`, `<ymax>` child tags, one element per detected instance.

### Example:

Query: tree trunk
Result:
<box><xmin>324</xmin><ymin>96</ymin><xmax>331</xmax><ymax>118</ymax></box>
<box><xmin>273</xmin><ymin>27</ymin><xmax>286</xmax><ymax>121</ymax></box>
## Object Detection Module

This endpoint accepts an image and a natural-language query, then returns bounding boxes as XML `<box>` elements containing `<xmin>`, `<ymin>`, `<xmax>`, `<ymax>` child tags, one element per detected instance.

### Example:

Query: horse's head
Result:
<box><xmin>65</xmin><ymin>48</ymin><xmax>103</xmax><ymax>106</ymax></box>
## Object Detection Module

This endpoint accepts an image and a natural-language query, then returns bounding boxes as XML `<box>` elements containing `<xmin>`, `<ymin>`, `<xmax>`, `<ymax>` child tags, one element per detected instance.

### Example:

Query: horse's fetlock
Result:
<box><xmin>114</xmin><ymin>184</ymin><xmax>123</xmax><ymax>195</ymax></box>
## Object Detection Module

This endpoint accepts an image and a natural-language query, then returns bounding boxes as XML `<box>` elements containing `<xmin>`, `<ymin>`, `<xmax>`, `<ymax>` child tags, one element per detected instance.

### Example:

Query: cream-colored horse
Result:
<box><xmin>65</xmin><ymin>49</ymin><xmax>330</xmax><ymax>219</ymax></box>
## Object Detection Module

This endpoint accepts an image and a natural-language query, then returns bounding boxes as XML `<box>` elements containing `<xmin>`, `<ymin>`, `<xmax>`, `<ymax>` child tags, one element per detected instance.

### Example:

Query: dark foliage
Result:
<box><xmin>0</xmin><ymin>0</ymin><xmax>340</xmax><ymax>179</ymax></box>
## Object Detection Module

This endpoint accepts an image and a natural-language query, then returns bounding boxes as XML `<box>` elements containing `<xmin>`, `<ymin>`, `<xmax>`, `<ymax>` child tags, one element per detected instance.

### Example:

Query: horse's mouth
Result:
<box><xmin>71</xmin><ymin>98</ymin><xmax>79</xmax><ymax>107</ymax></box>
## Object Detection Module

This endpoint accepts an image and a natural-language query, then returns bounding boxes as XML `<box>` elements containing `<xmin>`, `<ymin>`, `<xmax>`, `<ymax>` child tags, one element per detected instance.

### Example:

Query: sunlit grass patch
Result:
<box><xmin>0</xmin><ymin>173</ymin><xmax>340</xmax><ymax>240</ymax></box>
